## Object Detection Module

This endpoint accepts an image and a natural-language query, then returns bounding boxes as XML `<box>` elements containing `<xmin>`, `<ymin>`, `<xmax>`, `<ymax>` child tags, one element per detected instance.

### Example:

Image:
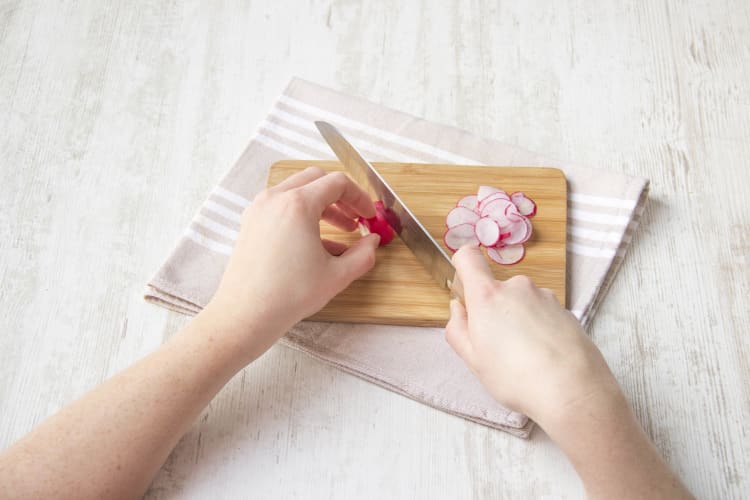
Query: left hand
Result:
<box><xmin>203</xmin><ymin>166</ymin><xmax>380</xmax><ymax>362</ymax></box>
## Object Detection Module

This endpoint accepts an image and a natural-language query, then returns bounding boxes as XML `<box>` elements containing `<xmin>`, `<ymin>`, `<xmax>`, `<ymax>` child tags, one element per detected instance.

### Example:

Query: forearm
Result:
<box><xmin>544</xmin><ymin>393</ymin><xmax>693</xmax><ymax>499</ymax></box>
<box><xmin>0</xmin><ymin>310</ymin><xmax>265</xmax><ymax>500</ymax></box>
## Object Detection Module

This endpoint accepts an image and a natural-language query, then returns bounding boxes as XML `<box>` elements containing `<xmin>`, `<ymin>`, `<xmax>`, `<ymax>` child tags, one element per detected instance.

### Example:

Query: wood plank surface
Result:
<box><xmin>0</xmin><ymin>2</ymin><xmax>748</xmax><ymax>499</ymax></box>
<box><xmin>268</xmin><ymin>160</ymin><xmax>566</xmax><ymax>326</ymax></box>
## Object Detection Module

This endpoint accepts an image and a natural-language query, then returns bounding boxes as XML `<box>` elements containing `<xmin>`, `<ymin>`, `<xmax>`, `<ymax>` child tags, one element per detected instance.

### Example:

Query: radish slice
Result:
<box><xmin>504</xmin><ymin>202</ymin><xmax>524</xmax><ymax>222</ymax></box>
<box><xmin>446</xmin><ymin>206</ymin><xmax>480</xmax><ymax>228</ymax></box>
<box><xmin>474</xmin><ymin>217</ymin><xmax>501</xmax><ymax>246</ymax></box>
<box><xmin>456</xmin><ymin>195</ymin><xmax>479</xmax><ymax>212</ymax></box>
<box><xmin>510</xmin><ymin>192</ymin><xmax>537</xmax><ymax>217</ymax></box>
<box><xmin>479</xmin><ymin>192</ymin><xmax>511</xmax><ymax>210</ymax></box>
<box><xmin>487</xmin><ymin>244</ymin><xmax>525</xmax><ymax>265</ymax></box>
<box><xmin>477</xmin><ymin>185</ymin><xmax>503</xmax><ymax>202</ymax></box>
<box><xmin>499</xmin><ymin>218</ymin><xmax>532</xmax><ymax>245</ymax></box>
<box><xmin>481</xmin><ymin>198</ymin><xmax>514</xmax><ymax>218</ymax></box>
<box><xmin>446</xmin><ymin>186</ymin><xmax>535</xmax><ymax>264</ymax></box>
<box><xmin>444</xmin><ymin>223</ymin><xmax>480</xmax><ymax>252</ymax></box>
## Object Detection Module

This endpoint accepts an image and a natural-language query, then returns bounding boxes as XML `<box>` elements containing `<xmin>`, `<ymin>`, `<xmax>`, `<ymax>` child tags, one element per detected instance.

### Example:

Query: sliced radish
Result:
<box><xmin>510</xmin><ymin>192</ymin><xmax>537</xmax><ymax>217</ymax></box>
<box><xmin>504</xmin><ymin>202</ymin><xmax>523</xmax><ymax>222</ymax></box>
<box><xmin>474</xmin><ymin>217</ymin><xmax>501</xmax><ymax>246</ymax></box>
<box><xmin>487</xmin><ymin>244</ymin><xmax>525</xmax><ymax>265</ymax></box>
<box><xmin>477</xmin><ymin>185</ymin><xmax>502</xmax><ymax>203</ymax></box>
<box><xmin>444</xmin><ymin>223</ymin><xmax>480</xmax><ymax>252</ymax></box>
<box><xmin>446</xmin><ymin>206</ymin><xmax>480</xmax><ymax>228</ymax></box>
<box><xmin>499</xmin><ymin>218</ymin><xmax>532</xmax><ymax>245</ymax></box>
<box><xmin>478</xmin><ymin>192</ymin><xmax>511</xmax><ymax>210</ymax></box>
<box><xmin>456</xmin><ymin>195</ymin><xmax>479</xmax><ymax>212</ymax></box>
<box><xmin>481</xmin><ymin>198</ymin><xmax>514</xmax><ymax>218</ymax></box>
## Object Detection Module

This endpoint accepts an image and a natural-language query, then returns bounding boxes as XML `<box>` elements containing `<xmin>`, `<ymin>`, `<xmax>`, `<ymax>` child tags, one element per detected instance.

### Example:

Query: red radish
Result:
<box><xmin>358</xmin><ymin>200</ymin><xmax>397</xmax><ymax>246</ymax></box>
<box><xmin>487</xmin><ymin>244</ymin><xmax>525</xmax><ymax>265</ymax></box>
<box><xmin>443</xmin><ymin>223</ymin><xmax>480</xmax><ymax>252</ymax></box>
<box><xmin>456</xmin><ymin>195</ymin><xmax>479</xmax><ymax>212</ymax></box>
<box><xmin>446</xmin><ymin>206</ymin><xmax>480</xmax><ymax>228</ymax></box>
<box><xmin>510</xmin><ymin>192</ymin><xmax>537</xmax><ymax>217</ymax></box>
<box><xmin>474</xmin><ymin>217</ymin><xmax>501</xmax><ymax>246</ymax></box>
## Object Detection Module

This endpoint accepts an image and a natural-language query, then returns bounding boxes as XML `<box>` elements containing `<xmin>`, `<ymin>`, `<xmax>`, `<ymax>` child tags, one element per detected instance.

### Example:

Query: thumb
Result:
<box><xmin>333</xmin><ymin>233</ymin><xmax>380</xmax><ymax>287</ymax></box>
<box><xmin>445</xmin><ymin>299</ymin><xmax>473</xmax><ymax>363</ymax></box>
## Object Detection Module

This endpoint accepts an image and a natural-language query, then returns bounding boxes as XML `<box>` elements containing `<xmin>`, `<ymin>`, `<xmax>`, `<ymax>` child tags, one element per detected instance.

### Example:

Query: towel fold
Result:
<box><xmin>146</xmin><ymin>78</ymin><xmax>649</xmax><ymax>438</ymax></box>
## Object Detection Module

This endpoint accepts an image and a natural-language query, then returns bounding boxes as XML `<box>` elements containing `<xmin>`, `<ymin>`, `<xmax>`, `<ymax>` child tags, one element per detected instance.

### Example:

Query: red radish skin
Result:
<box><xmin>499</xmin><ymin>218</ymin><xmax>531</xmax><ymax>245</ymax></box>
<box><xmin>358</xmin><ymin>200</ymin><xmax>397</xmax><ymax>247</ymax></box>
<box><xmin>475</xmin><ymin>217</ymin><xmax>501</xmax><ymax>246</ymax></box>
<box><xmin>443</xmin><ymin>223</ymin><xmax>480</xmax><ymax>252</ymax></box>
<box><xmin>446</xmin><ymin>206</ymin><xmax>480</xmax><ymax>228</ymax></box>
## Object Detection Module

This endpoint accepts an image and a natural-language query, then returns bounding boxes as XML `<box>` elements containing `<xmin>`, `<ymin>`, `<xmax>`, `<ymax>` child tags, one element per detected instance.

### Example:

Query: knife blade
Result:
<box><xmin>315</xmin><ymin>121</ymin><xmax>464</xmax><ymax>302</ymax></box>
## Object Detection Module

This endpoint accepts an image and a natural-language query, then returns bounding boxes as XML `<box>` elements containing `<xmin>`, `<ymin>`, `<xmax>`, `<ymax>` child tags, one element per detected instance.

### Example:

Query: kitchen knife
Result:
<box><xmin>315</xmin><ymin>121</ymin><xmax>465</xmax><ymax>303</ymax></box>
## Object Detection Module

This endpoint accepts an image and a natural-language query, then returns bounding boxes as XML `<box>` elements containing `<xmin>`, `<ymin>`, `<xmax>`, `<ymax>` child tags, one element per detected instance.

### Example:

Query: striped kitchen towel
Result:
<box><xmin>146</xmin><ymin>78</ymin><xmax>649</xmax><ymax>438</ymax></box>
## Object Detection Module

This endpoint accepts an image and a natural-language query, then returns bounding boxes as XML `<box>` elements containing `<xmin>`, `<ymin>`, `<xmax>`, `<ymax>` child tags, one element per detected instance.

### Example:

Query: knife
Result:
<box><xmin>315</xmin><ymin>121</ymin><xmax>465</xmax><ymax>303</ymax></box>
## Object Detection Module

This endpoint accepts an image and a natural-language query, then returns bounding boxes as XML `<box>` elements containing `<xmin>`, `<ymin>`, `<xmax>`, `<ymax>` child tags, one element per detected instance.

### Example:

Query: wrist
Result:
<box><xmin>537</xmin><ymin>378</ymin><xmax>629</xmax><ymax>444</ymax></box>
<box><xmin>184</xmin><ymin>301</ymin><xmax>286</xmax><ymax>369</ymax></box>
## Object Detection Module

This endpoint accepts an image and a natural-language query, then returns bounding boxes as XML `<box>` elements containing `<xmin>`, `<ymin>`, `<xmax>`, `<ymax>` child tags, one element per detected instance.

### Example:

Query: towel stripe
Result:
<box><xmin>278</xmin><ymin>95</ymin><xmax>479</xmax><ymax>164</ymax></box>
<box><xmin>185</xmin><ymin>228</ymin><xmax>233</xmax><ymax>256</ymax></box>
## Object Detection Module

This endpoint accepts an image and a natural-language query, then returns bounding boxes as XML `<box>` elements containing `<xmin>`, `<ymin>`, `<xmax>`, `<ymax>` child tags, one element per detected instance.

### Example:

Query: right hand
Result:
<box><xmin>445</xmin><ymin>245</ymin><xmax>625</xmax><ymax>431</ymax></box>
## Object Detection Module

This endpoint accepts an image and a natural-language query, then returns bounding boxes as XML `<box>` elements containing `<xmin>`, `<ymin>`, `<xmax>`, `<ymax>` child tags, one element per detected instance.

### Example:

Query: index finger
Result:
<box><xmin>301</xmin><ymin>172</ymin><xmax>376</xmax><ymax>218</ymax></box>
<box><xmin>452</xmin><ymin>245</ymin><xmax>496</xmax><ymax>302</ymax></box>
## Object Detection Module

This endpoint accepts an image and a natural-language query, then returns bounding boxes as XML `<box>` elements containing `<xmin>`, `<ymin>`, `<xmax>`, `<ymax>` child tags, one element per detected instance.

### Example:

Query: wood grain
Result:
<box><xmin>0</xmin><ymin>2</ymin><xmax>748</xmax><ymax>499</ymax></box>
<box><xmin>267</xmin><ymin>160</ymin><xmax>566</xmax><ymax>326</ymax></box>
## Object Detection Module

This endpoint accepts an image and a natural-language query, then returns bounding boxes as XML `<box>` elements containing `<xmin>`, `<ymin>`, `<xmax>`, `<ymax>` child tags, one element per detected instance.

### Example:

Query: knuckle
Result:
<box><xmin>305</xmin><ymin>165</ymin><xmax>326</xmax><ymax>177</ymax></box>
<box><xmin>328</xmin><ymin>171</ymin><xmax>349</xmax><ymax>187</ymax></box>
<box><xmin>507</xmin><ymin>274</ymin><xmax>535</xmax><ymax>289</ymax></box>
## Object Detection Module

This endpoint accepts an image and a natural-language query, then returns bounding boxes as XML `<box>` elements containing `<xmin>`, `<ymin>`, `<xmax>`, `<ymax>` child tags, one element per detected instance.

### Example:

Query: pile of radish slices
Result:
<box><xmin>444</xmin><ymin>186</ymin><xmax>537</xmax><ymax>265</ymax></box>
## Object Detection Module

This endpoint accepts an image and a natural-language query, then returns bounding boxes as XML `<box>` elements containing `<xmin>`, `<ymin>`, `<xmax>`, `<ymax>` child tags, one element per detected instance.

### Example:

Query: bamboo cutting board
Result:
<box><xmin>267</xmin><ymin>160</ymin><xmax>567</xmax><ymax>327</ymax></box>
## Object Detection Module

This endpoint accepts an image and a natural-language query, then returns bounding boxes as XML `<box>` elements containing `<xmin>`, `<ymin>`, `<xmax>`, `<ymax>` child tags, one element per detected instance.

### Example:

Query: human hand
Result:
<box><xmin>445</xmin><ymin>245</ymin><xmax>625</xmax><ymax>432</ymax></box>
<box><xmin>203</xmin><ymin>167</ymin><xmax>380</xmax><ymax>362</ymax></box>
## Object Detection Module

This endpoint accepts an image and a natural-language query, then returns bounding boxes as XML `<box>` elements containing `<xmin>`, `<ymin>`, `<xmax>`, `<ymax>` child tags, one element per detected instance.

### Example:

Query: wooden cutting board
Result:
<box><xmin>267</xmin><ymin>160</ymin><xmax>567</xmax><ymax>327</ymax></box>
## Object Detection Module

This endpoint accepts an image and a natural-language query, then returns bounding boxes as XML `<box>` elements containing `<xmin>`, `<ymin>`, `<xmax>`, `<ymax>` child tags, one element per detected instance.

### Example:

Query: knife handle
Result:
<box><xmin>447</xmin><ymin>272</ymin><xmax>465</xmax><ymax>305</ymax></box>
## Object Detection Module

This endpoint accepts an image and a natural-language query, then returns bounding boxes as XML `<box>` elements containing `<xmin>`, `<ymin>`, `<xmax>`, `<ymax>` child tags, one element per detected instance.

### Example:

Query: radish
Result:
<box><xmin>510</xmin><ymin>192</ymin><xmax>537</xmax><ymax>217</ymax></box>
<box><xmin>487</xmin><ymin>244</ymin><xmax>525</xmax><ymax>265</ymax></box>
<box><xmin>499</xmin><ymin>218</ymin><xmax>532</xmax><ymax>245</ymax></box>
<box><xmin>445</xmin><ymin>186</ymin><xmax>535</xmax><ymax>264</ymax></box>
<box><xmin>478</xmin><ymin>192</ymin><xmax>511</xmax><ymax>210</ymax></box>
<box><xmin>456</xmin><ymin>195</ymin><xmax>479</xmax><ymax>213</ymax></box>
<box><xmin>358</xmin><ymin>200</ymin><xmax>397</xmax><ymax>247</ymax></box>
<box><xmin>443</xmin><ymin>223</ymin><xmax>480</xmax><ymax>251</ymax></box>
<box><xmin>446</xmin><ymin>206</ymin><xmax>480</xmax><ymax>228</ymax></box>
<box><xmin>477</xmin><ymin>185</ymin><xmax>502</xmax><ymax>202</ymax></box>
<box><xmin>474</xmin><ymin>217</ymin><xmax>501</xmax><ymax>246</ymax></box>
<box><xmin>481</xmin><ymin>198</ymin><xmax>514</xmax><ymax>218</ymax></box>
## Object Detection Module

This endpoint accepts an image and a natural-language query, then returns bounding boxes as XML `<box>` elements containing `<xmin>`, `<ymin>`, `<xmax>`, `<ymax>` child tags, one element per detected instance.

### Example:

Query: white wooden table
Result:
<box><xmin>1</xmin><ymin>2</ymin><xmax>748</xmax><ymax>498</ymax></box>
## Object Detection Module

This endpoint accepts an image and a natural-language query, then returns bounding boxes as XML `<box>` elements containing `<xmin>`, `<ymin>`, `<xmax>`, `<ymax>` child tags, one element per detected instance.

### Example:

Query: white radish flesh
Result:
<box><xmin>481</xmin><ymin>198</ymin><xmax>514</xmax><ymax>218</ymax></box>
<box><xmin>456</xmin><ymin>194</ymin><xmax>479</xmax><ymax>212</ymax></box>
<box><xmin>500</xmin><ymin>218</ymin><xmax>531</xmax><ymax>245</ymax></box>
<box><xmin>477</xmin><ymin>185</ymin><xmax>502</xmax><ymax>202</ymax></box>
<box><xmin>487</xmin><ymin>244</ymin><xmax>525</xmax><ymax>265</ymax></box>
<box><xmin>443</xmin><ymin>223</ymin><xmax>480</xmax><ymax>251</ymax></box>
<box><xmin>479</xmin><ymin>192</ymin><xmax>511</xmax><ymax>210</ymax></box>
<box><xmin>446</xmin><ymin>206</ymin><xmax>480</xmax><ymax>228</ymax></box>
<box><xmin>474</xmin><ymin>217</ymin><xmax>501</xmax><ymax>246</ymax></box>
